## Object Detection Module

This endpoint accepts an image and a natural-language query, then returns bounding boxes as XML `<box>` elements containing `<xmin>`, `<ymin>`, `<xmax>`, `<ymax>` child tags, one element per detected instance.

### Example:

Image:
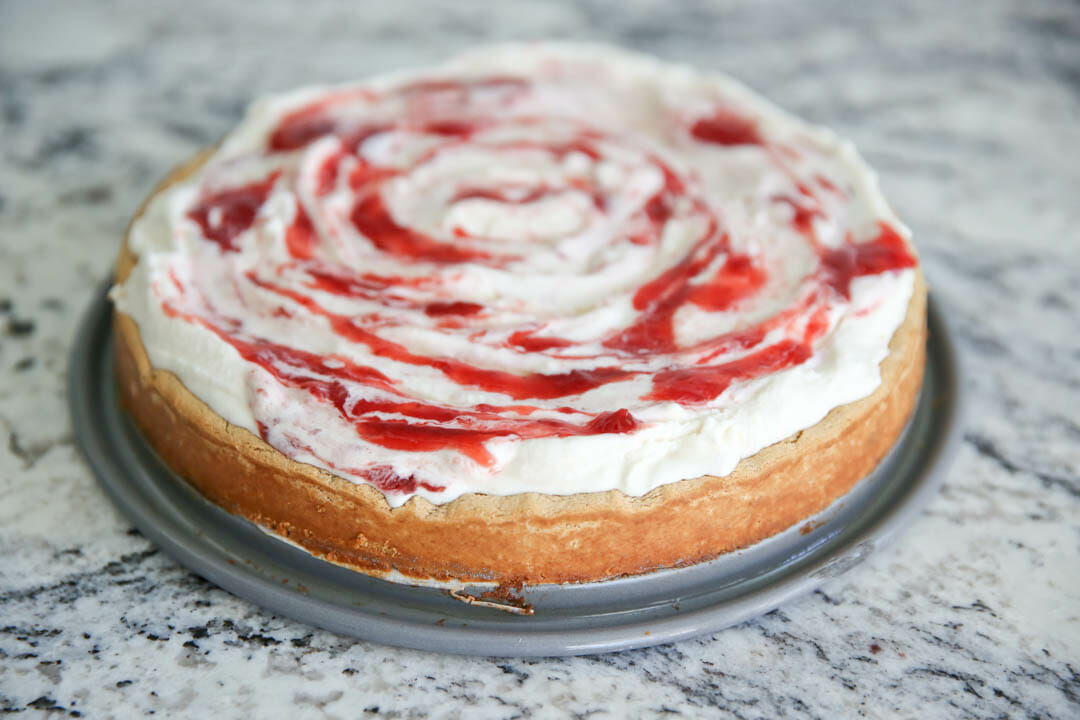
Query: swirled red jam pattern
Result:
<box><xmin>165</xmin><ymin>75</ymin><xmax>915</xmax><ymax>494</ymax></box>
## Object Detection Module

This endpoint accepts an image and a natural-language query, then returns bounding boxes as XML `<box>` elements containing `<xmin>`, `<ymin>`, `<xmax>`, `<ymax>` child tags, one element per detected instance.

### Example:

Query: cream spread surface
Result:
<box><xmin>112</xmin><ymin>44</ymin><xmax>917</xmax><ymax>507</ymax></box>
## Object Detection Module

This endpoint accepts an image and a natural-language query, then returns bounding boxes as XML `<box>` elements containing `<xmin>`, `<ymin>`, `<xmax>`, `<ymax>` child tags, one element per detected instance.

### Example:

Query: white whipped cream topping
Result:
<box><xmin>112</xmin><ymin>44</ymin><xmax>915</xmax><ymax>507</ymax></box>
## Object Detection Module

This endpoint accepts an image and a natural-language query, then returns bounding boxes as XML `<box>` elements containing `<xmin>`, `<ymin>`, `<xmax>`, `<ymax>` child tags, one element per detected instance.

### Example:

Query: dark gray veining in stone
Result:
<box><xmin>1</xmin><ymin>0</ymin><xmax>1078</xmax><ymax>717</ymax></box>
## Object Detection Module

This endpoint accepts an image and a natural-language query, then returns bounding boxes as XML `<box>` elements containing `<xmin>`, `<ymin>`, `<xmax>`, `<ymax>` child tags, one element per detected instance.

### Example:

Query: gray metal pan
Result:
<box><xmin>70</xmin><ymin>283</ymin><xmax>962</xmax><ymax>656</ymax></box>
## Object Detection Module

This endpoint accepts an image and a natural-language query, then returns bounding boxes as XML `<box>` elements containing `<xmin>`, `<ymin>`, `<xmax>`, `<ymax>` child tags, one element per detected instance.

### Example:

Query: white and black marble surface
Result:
<box><xmin>2</xmin><ymin>1</ymin><xmax>1078</xmax><ymax>716</ymax></box>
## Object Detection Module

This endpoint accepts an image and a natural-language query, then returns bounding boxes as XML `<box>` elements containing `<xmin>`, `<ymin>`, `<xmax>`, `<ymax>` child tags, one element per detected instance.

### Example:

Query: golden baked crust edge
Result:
<box><xmin>112</xmin><ymin>151</ymin><xmax>928</xmax><ymax>585</ymax></box>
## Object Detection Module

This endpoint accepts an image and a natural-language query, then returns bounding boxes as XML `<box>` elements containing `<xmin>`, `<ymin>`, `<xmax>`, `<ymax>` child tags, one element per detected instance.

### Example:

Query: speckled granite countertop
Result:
<box><xmin>2</xmin><ymin>1</ymin><xmax>1078</xmax><ymax>717</ymax></box>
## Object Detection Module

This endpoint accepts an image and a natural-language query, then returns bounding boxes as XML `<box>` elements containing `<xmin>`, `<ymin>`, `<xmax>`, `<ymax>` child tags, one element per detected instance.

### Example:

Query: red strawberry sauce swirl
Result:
<box><xmin>144</xmin><ymin>55</ymin><xmax>915</xmax><ymax>499</ymax></box>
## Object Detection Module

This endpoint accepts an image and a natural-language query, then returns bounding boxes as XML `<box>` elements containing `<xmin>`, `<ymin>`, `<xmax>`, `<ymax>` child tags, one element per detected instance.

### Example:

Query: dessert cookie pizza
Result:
<box><xmin>111</xmin><ymin>44</ymin><xmax>925</xmax><ymax>585</ymax></box>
